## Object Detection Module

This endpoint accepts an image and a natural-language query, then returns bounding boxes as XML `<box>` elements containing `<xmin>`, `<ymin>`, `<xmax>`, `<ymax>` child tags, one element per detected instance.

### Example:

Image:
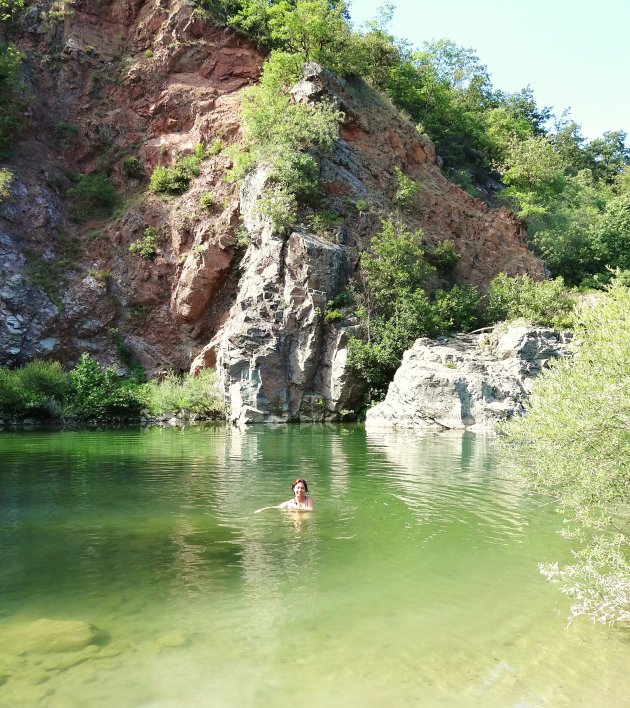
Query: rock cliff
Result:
<box><xmin>1</xmin><ymin>1</ymin><xmax>544</xmax><ymax>422</ymax></box>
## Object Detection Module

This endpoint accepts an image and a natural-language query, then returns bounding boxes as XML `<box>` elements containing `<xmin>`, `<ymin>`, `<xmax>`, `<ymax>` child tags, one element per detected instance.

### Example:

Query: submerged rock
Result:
<box><xmin>4</xmin><ymin>618</ymin><xmax>104</xmax><ymax>655</ymax></box>
<box><xmin>366</xmin><ymin>325</ymin><xmax>572</xmax><ymax>431</ymax></box>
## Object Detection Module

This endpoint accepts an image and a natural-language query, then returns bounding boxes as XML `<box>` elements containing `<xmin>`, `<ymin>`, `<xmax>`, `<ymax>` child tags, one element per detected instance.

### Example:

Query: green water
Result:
<box><xmin>0</xmin><ymin>425</ymin><xmax>628</xmax><ymax>707</ymax></box>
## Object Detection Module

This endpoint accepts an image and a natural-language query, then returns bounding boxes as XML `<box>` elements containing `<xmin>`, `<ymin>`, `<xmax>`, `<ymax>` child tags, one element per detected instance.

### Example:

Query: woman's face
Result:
<box><xmin>293</xmin><ymin>482</ymin><xmax>307</xmax><ymax>496</ymax></box>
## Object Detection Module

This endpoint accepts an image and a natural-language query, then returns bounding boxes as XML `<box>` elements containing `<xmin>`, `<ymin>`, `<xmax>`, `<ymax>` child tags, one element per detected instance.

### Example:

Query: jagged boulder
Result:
<box><xmin>365</xmin><ymin>325</ymin><xmax>572</xmax><ymax>431</ymax></box>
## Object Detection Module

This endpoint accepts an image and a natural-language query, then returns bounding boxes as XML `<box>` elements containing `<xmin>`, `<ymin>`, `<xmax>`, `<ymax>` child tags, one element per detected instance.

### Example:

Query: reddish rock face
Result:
<box><xmin>2</xmin><ymin>1</ymin><xmax>541</xmax><ymax>381</ymax></box>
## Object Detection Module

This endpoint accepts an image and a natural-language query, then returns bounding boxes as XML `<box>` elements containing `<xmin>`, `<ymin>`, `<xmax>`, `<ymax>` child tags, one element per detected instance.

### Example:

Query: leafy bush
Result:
<box><xmin>482</xmin><ymin>273</ymin><xmax>575</xmax><ymax>328</ymax></box>
<box><xmin>149</xmin><ymin>147</ymin><xmax>205</xmax><ymax>195</ymax></box>
<box><xmin>0</xmin><ymin>360</ymin><xmax>69</xmax><ymax>419</ymax></box>
<box><xmin>0</xmin><ymin>0</ymin><xmax>25</xmax><ymax>22</ymax></box>
<box><xmin>128</xmin><ymin>226</ymin><xmax>158</xmax><ymax>259</ymax></box>
<box><xmin>67</xmin><ymin>353</ymin><xmax>145</xmax><ymax>421</ymax></box>
<box><xmin>323</xmin><ymin>308</ymin><xmax>344</xmax><ymax>323</ymax></box>
<box><xmin>121</xmin><ymin>156</ymin><xmax>144</xmax><ymax>180</ymax></box>
<box><xmin>54</xmin><ymin>122</ymin><xmax>79</xmax><ymax>146</ymax></box>
<box><xmin>0</xmin><ymin>167</ymin><xmax>13</xmax><ymax>201</ymax></box>
<box><xmin>199</xmin><ymin>192</ymin><xmax>215</xmax><ymax>210</ymax></box>
<box><xmin>207</xmin><ymin>138</ymin><xmax>224</xmax><ymax>155</ymax></box>
<box><xmin>425</xmin><ymin>240</ymin><xmax>460</xmax><ymax>274</ymax></box>
<box><xmin>500</xmin><ymin>282</ymin><xmax>630</xmax><ymax>623</ymax></box>
<box><xmin>393</xmin><ymin>166</ymin><xmax>419</xmax><ymax>212</ymax></box>
<box><xmin>143</xmin><ymin>369</ymin><xmax>224</xmax><ymax>417</ymax></box>
<box><xmin>67</xmin><ymin>174</ymin><xmax>118</xmax><ymax>219</ymax></box>
<box><xmin>149</xmin><ymin>165</ymin><xmax>189</xmax><ymax>195</ymax></box>
<box><xmin>431</xmin><ymin>284</ymin><xmax>480</xmax><ymax>332</ymax></box>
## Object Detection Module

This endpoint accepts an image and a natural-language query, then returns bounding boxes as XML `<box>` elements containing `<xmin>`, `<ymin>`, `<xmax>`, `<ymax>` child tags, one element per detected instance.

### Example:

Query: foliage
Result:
<box><xmin>0</xmin><ymin>358</ymin><xmax>225</xmax><ymax>423</ymax></box>
<box><xmin>66</xmin><ymin>353</ymin><xmax>145</xmax><ymax>420</ymax></box>
<box><xmin>121</xmin><ymin>156</ymin><xmax>144</xmax><ymax>180</ymax></box>
<box><xmin>149</xmin><ymin>146</ymin><xmax>206</xmax><ymax>195</ymax></box>
<box><xmin>499</xmin><ymin>283</ymin><xmax>630</xmax><ymax>623</ymax></box>
<box><xmin>482</xmin><ymin>273</ymin><xmax>575</xmax><ymax>328</ymax></box>
<box><xmin>143</xmin><ymin>369</ymin><xmax>224</xmax><ymax>417</ymax></box>
<box><xmin>425</xmin><ymin>239</ymin><xmax>460</xmax><ymax>274</ymax></box>
<box><xmin>206</xmin><ymin>0</ymin><xmax>353</xmax><ymax>72</ymax></box>
<box><xmin>393</xmin><ymin>166</ymin><xmax>419</xmax><ymax>212</ymax></box>
<box><xmin>348</xmin><ymin>218</ymin><xmax>483</xmax><ymax>396</ymax></box>
<box><xmin>430</xmin><ymin>284</ymin><xmax>480</xmax><ymax>332</ymax></box>
<box><xmin>66</xmin><ymin>174</ymin><xmax>118</xmax><ymax>219</ymax></box>
<box><xmin>128</xmin><ymin>226</ymin><xmax>158</xmax><ymax>259</ymax></box>
<box><xmin>0</xmin><ymin>40</ymin><xmax>25</xmax><ymax>156</ymax></box>
<box><xmin>596</xmin><ymin>192</ymin><xmax>630</xmax><ymax>271</ymax></box>
<box><xmin>195</xmin><ymin>0</ymin><xmax>630</xmax><ymax>286</ymax></box>
<box><xmin>227</xmin><ymin>50</ymin><xmax>342</xmax><ymax>231</ymax></box>
<box><xmin>0</xmin><ymin>0</ymin><xmax>24</xmax><ymax>23</ymax></box>
<box><xmin>199</xmin><ymin>191</ymin><xmax>216</xmax><ymax>210</ymax></box>
<box><xmin>0</xmin><ymin>166</ymin><xmax>13</xmax><ymax>201</ymax></box>
<box><xmin>207</xmin><ymin>138</ymin><xmax>224</xmax><ymax>155</ymax></box>
<box><xmin>0</xmin><ymin>360</ymin><xmax>69</xmax><ymax>419</ymax></box>
<box><xmin>54</xmin><ymin>122</ymin><xmax>79</xmax><ymax>146</ymax></box>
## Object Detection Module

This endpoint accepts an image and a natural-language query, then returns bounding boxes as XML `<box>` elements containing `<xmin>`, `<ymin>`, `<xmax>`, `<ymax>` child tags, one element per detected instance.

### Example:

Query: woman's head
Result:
<box><xmin>291</xmin><ymin>479</ymin><xmax>308</xmax><ymax>494</ymax></box>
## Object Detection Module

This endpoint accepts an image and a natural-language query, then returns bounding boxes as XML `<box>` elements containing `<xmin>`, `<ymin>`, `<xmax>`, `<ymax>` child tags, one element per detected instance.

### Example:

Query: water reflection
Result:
<box><xmin>364</xmin><ymin>428</ymin><xmax>531</xmax><ymax>545</ymax></box>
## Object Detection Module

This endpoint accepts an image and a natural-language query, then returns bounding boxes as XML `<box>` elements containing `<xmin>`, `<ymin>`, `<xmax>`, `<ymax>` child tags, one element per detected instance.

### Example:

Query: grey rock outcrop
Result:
<box><xmin>365</xmin><ymin>325</ymin><xmax>572</xmax><ymax>431</ymax></box>
<box><xmin>192</xmin><ymin>167</ymin><xmax>364</xmax><ymax>425</ymax></box>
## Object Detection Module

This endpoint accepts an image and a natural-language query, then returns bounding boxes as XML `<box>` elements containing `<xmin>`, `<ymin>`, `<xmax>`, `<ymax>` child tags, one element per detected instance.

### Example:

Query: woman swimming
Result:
<box><xmin>255</xmin><ymin>478</ymin><xmax>314</xmax><ymax>513</ymax></box>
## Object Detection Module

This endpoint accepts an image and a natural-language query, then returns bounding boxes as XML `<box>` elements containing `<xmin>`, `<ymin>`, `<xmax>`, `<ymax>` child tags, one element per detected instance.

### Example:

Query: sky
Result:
<box><xmin>348</xmin><ymin>0</ymin><xmax>629</xmax><ymax>143</ymax></box>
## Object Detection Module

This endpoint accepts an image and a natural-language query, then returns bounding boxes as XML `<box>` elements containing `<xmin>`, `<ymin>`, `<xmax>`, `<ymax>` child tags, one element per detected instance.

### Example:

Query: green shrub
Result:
<box><xmin>323</xmin><ymin>308</ymin><xmax>344</xmax><ymax>323</ymax></box>
<box><xmin>0</xmin><ymin>367</ymin><xmax>23</xmax><ymax>416</ymax></box>
<box><xmin>226</xmin><ymin>50</ymin><xmax>342</xmax><ymax>231</ymax></box>
<box><xmin>0</xmin><ymin>0</ymin><xmax>25</xmax><ymax>22</ymax></box>
<box><xmin>306</xmin><ymin>207</ymin><xmax>342</xmax><ymax>238</ymax></box>
<box><xmin>128</xmin><ymin>226</ymin><xmax>158</xmax><ymax>259</ymax></box>
<box><xmin>144</xmin><ymin>49</ymin><xmax>154</xmax><ymax>58</ymax></box>
<box><xmin>67</xmin><ymin>173</ymin><xmax>118</xmax><ymax>219</ymax></box>
<box><xmin>425</xmin><ymin>240</ymin><xmax>461</xmax><ymax>274</ymax></box>
<box><xmin>0</xmin><ymin>360</ymin><xmax>69</xmax><ymax>419</ymax></box>
<box><xmin>143</xmin><ymin>369</ymin><xmax>224</xmax><ymax>416</ymax></box>
<box><xmin>121</xmin><ymin>156</ymin><xmax>144</xmax><ymax>180</ymax></box>
<box><xmin>149</xmin><ymin>165</ymin><xmax>189</xmax><ymax>195</ymax></box>
<box><xmin>483</xmin><ymin>273</ymin><xmax>575</xmax><ymax>328</ymax></box>
<box><xmin>54</xmin><ymin>121</ymin><xmax>79</xmax><ymax>146</ymax></box>
<box><xmin>207</xmin><ymin>138</ymin><xmax>224</xmax><ymax>155</ymax></box>
<box><xmin>393</xmin><ymin>166</ymin><xmax>420</xmax><ymax>212</ymax></box>
<box><xmin>0</xmin><ymin>167</ymin><xmax>13</xmax><ymax>201</ymax></box>
<box><xmin>149</xmin><ymin>147</ymin><xmax>206</xmax><ymax>195</ymax></box>
<box><xmin>500</xmin><ymin>283</ymin><xmax>630</xmax><ymax>623</ymax></box>
<box><xmin>431</xmin><ymin>284</ymin><xmax>481</xmax><ymax>333</ymax></box>
<box><xmin>199</xmin><ymin>192</ymin><xmax>215</xmax><ymax>210</ymax></box>
<box><xmin>67</xmin><ymin>353</ymin><xmax>145</xmax><ymax>420</ymax></box>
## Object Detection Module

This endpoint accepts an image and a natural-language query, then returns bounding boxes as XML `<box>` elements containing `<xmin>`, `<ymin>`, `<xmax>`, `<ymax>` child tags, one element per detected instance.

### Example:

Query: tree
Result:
<box><xmin>500</xmin><ymin>281</ymin><xmax>630</xmax><ymax>624</ymax></box>
<box><xmin>584</xmin><ymin>130</ymin><xmax>630</xmax><ymax>184</ymax></box>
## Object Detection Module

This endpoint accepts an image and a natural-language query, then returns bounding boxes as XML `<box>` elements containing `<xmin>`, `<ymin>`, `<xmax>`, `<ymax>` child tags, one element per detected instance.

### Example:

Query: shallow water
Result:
<box><xmin>0</xmin><ymin>425</ymin><xmax>628</xmax><ymax>707</ymax></box>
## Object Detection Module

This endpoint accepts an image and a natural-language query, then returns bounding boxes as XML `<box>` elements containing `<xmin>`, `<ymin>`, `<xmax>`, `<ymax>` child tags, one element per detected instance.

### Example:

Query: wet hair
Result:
<box><xmin>291</xmin><ymin>478</ymin><xmax>309</xmax><ymax>493</ymax></box>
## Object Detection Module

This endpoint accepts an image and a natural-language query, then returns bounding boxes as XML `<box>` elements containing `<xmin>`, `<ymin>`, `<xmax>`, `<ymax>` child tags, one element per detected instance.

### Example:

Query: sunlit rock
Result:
<box><xmin>366</xmin><ymin>325</ymin><xmax>572</xmax><ymax>431</ymax></box>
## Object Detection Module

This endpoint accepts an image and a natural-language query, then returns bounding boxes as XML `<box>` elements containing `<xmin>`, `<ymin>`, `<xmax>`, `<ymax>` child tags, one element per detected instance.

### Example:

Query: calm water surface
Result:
<box><xmin>0</xmin><ymin>425</ymin><xmax>628</xmax><ymax>707</ymax></box>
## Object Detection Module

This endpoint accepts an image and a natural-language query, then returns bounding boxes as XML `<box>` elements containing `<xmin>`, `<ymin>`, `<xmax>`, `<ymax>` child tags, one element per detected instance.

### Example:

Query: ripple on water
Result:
<box><xmin>0</xmin><ymin>426</ymin><xmax>628</xmax><ymax>707</ymax></box>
